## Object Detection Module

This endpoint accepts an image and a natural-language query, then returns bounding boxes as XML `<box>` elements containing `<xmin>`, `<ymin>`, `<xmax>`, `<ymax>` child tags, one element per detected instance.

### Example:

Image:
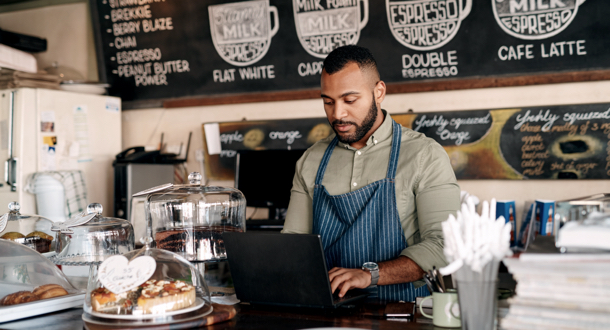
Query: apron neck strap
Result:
<box><xmin>386</xmin><ymin>120</ymin><xmax>402</xmax><ymax>180</ymax></box>
<box><xmin>314</xmin><ymin>120</ymin><xmax>402</xmax><ymax>184</ymax></box>
<box><xmin>315</xmin><ymin>137</ymin><xmax>338</xmax><ymax>185</ymax></box>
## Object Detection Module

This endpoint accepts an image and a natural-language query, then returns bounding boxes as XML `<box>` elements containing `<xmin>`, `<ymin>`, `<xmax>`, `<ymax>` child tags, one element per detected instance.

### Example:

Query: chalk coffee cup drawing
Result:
<box><xmin>492</xmin><ymin>0</ymin><xmax>586</xmax><ymax>40</ymax></box>
<box><xmin>419</xmin><ymin>289</ymin><xmax>461</xmax><ymax>328</ymax></box>
<box><xmin>209</xmin><ymin>0</ymin><xmax>279</xmax><ymax>67</ymax></box>
<box><xmin>293</xmin><ymin>0</ymin><xmax>369</xmax><ymax>59</ymax></box>
<box><xmin>386</xmin><ymin>0</ymin><xmax>472</xmax><ymax>51</ymax></box>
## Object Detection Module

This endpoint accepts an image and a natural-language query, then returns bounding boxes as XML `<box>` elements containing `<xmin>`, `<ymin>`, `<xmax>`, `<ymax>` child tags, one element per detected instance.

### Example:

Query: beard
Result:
<box><xmin>331</xmin><ymin>97</ymin><xmax>378</xmax><ymax>144</ymax></box>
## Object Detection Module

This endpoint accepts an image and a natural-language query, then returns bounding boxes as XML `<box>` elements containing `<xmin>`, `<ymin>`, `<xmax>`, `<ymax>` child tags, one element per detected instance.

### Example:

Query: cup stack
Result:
<box><xmin>440</xmin><ymin>198</ymin><xmax>513</xmax><ymax>330</ymax></box>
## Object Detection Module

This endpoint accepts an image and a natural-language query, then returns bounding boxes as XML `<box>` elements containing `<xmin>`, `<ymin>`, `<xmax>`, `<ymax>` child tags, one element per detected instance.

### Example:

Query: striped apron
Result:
<box><xmin>312</xmin><ymin>120</ymin><xmax>429</xmax><ymax>302</ymax></box>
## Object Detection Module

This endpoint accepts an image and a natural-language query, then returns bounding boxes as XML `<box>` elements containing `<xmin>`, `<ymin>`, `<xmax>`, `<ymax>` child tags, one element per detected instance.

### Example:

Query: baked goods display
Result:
<box><xmin>91</xmin><ymin>280</ymin><xmax>196</xmax><ymax>315</ymax></box>
<box><xmin>0</xmin><ymin>202</ymin><xmax>56</xmax><ymax>253</ymax></box>
<box><xmin>155</xmin><ymin>225</ymin><xmax>241</xmax><ymax>260</ymax></box>
<box><xmin>0</xmin><ymin>231</ymin><xmax>54</xmax><ymax>253</ymax></box>
<box><xmin>137</xmin><ymin>172</ymin><xmax>246</xmax><ymax>262</ymax></box>
<box><xmin>1</xmin><ymin>284</ymin><xmax>68</xmax><ymax>306</ymax></box>
<box><xmin>52</xmin><ymin>203</ymin><xmax>134</xmax><ymax>265</ymax></box>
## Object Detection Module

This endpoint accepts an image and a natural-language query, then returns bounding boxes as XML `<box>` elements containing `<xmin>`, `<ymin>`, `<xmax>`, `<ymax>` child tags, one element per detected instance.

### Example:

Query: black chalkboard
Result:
<box><xmin>201</xmin><ymin>104</ymin><xmax>610</xmax><ymax>181</ymax></box>
<box><xmin>90</xmin><ymin>0</ymin><xmax>610</xmax><ymax>108</ymax></box>
<box><xmin>402</xmin><ymin>103</ymin><xmax>610</xmax><ymax>180</ymax></box>
<box><xmin>202</xmin><ymin>117</ymin><xmax>332</xmax><ymax>180</ymax></box>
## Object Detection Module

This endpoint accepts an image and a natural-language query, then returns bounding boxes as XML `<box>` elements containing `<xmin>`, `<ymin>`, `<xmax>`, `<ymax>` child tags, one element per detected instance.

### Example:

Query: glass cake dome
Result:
<box><xmin>134</xmin><ymin>172</ymin><xmax>246</xmax><ymax>263</ymax></box>
<box><xmin>52</xmin><ymin>203</ymin><xmax>135</xmax><ymax>265</ymax></box>
<box><xmin>83</xmin><ymin>244</ymin><xmax>212</xmax><ymax>324</ymax></box>
<box><xmin>0</xmin><ymin>202</ymin><xmax>56</xmax><ymax>253</ymax></box>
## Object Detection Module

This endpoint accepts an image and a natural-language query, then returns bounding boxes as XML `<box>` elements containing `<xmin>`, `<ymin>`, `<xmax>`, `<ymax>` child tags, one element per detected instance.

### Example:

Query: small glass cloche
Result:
<box><xmin>134</xmin><ymin>172</ymin><xmax>246</xmax><ymax>262</ymax></box>
<box><xmin>0</xmin><ymin>201</ymin><xmax>56</xmax><ymax>253</ymax></box>
<box><xmin>0</xmin><ymin>239</ymin><xmax>80</xmax><ymax>307</ymax></box>
<box><xmin>52</xmin><ymin>203</ymin><xmax>135</xmax><ymax>265</ymax></box>
<box><xmin>83</xmin><ymin>240</ymin><xmax>212</xmax><ymax>321</ymax></box>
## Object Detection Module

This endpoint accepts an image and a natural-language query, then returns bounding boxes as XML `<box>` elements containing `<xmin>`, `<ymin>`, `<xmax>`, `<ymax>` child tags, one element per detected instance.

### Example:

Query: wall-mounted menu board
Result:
<box><xmin>90</xmin><ymin>0</ymin><xmax>610</xmax><ymax>108</ymax></box>
<box><xmin>203</xmin><ymin>103</ymin><xmax>610</xmax><ymax>181</ymax></box>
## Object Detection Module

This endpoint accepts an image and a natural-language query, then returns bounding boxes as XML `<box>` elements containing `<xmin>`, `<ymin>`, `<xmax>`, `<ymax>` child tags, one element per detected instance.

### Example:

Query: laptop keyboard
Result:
<box><xmin>332</xmin><ymin>291</ymin><xmax>360</xmax><ymax>304</ymax></box>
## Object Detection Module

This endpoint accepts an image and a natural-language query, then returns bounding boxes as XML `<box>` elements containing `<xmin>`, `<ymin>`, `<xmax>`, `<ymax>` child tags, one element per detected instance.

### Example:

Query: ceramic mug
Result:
<box><xmin>419</xmin><ymin>289</ymin><xmax>460</xmax><ymax>328</ymax></box>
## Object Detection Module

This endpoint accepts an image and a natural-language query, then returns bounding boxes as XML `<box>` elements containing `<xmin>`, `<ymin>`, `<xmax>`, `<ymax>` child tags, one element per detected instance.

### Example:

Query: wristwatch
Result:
<box><xmin>362</xmin><ymin>262</ymin><xmax>379</xmax><ymax>287</ymax></box>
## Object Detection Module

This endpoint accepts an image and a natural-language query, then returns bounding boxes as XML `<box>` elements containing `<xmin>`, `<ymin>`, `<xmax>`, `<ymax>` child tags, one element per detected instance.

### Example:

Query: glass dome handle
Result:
<box><xmin>8</xmin><ymin>201</ymin><xmax>20</xmax><ymax>213</ymax></box>
<box><xmin>140</xmin><ymin>236</ymin><xmax>153</xmax><ymax>247</ymax></box>
<box><xmin>86</xmin><ymin>203</ymin><xmax>103</xmax><ymax>215</ymax></box>
<box><xmin>188</xmin><ymin>172</ymin><xmax>202</xmax><ymax>185</ymax></box>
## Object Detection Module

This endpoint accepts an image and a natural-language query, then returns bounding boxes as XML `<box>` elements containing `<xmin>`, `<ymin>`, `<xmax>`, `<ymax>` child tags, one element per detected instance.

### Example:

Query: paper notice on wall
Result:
<box><xmin>73</xmin><ymin>105</ymin><xmax>92</xmax><ymax>162</ymax></box>
<box><xmin>40</xmin><ymin>111</ymin><xmax>55</xmax><ymax>132</ymax></box>
<box><xmin>41</xmin><ymin>135</ymin><xmax>57</xmax><ymax>171</ymax></box>
<box><xmin>204</xmin><ymin>123</ymin><xmax>222</xmax><ymax>155</ymax></box>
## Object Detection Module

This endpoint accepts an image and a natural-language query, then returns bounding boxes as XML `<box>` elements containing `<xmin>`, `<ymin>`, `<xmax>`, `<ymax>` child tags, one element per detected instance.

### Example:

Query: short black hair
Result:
<box><xmin>323</xmin><ymin>45</ymin><xmax>379</xmax><ymax>78</ymax></box>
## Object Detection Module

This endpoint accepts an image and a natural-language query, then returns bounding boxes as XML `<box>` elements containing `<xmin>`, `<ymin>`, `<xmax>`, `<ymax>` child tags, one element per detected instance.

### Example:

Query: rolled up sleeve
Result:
<box><xmin>401</xmin><ymin>142</ymin><xmax>460</xmax><ymax>272</ymax></box>
<box><xmin>282</xmin><ymin>153</ymin><xmax>313</xmax><ymax>234</ymax></box>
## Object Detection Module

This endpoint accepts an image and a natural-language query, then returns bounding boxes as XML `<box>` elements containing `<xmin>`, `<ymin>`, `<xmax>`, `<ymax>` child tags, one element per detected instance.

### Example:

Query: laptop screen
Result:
<box><xmin>224</xmin><ymin>232</ymin><xmax>345</xmax><ymax>307</ymax></box>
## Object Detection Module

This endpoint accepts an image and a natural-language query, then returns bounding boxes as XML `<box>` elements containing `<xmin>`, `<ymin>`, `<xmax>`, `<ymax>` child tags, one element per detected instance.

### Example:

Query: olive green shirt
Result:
<box><xmin>282</xmin><ymin>111</ymin><xmax>460</xmax><ymax>274</ymax></box>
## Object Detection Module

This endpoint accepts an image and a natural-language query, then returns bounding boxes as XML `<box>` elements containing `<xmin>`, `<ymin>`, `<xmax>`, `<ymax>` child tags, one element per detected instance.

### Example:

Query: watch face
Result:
<box><xmin>363</xmin><ymin>262</ymin><xmax>379</xmax><ymax>271</ymax></box>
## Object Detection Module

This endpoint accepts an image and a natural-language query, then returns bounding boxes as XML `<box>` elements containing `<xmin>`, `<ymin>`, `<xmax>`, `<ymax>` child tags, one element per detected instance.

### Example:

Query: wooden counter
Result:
<box><xmin>0</xmin><ymin>302</ymin><xmax>437</xmax><ymax>330</ymax></box>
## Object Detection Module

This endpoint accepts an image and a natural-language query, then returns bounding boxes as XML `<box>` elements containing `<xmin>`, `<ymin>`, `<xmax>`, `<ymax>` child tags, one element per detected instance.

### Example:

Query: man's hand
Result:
<box><xmin>328</xmin><ymin>257</ymin><xmax>425</xmax><ymax>297</ymax></box>
<box><xmin>328</xmin><ymin>267</ymin><xmax>371</xmax><ymax>298</ymax></box>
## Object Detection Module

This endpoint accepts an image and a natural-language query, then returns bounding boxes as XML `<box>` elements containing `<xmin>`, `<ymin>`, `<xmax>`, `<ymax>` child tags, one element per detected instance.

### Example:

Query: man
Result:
<box><xmin>282</xmin><ymin>45</ymin><xmax>460</xmax><ymax>302</ymax></box>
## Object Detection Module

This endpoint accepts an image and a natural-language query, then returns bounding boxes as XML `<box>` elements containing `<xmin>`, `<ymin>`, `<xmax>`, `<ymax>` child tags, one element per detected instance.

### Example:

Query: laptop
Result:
<box><xmin>223</xmin><ymin>232</ymin><xmax>370</xmax><ymax>308</ymax></box>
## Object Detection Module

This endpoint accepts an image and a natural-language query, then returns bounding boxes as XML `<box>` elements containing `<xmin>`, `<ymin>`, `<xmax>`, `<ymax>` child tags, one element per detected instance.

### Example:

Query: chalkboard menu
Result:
<box><xmin>399</xmin><ymin>102</ymin><xmax>610</xmax><ymax>180</ymax></box>
<box><xmin>90</xmin><ymin>0</ymin><xmax>610</xmax><ymax>108</ymax></box>
<box><xmin>203</xmin><ymin>103</ymin><xmax>610</xmax><ymax>181</ymax></box>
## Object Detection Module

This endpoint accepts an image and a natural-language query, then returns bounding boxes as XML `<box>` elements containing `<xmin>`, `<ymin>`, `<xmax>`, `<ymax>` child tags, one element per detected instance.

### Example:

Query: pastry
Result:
<box><xmin>91</xmin><ymin>279</ymin><xmax>196</xmax><ymax>315</ymax></box>
<box><xmin>0</xmin><ymin>284</ymin><xmax>68</xmax><ymax>306</ymax></box>
<box><xmin>1</xmin><ymin>232</ymin><xmax>25</xmax><ymax>241</ymax></box>
<box><xmin>136</xmin><ymin>280</ymin><xmax>196</xmax><ymax>314</ymax></box>
<box><xmin>23</xmin><ymin>233</ymin><xmax>53</xmax><ymax>253</ymax></box>
<box><xmin>1</xmin><ymin>291</ymin><xmax>40</xmax><ymax>305</ymax></box>
<box><xmin>33</xmin><ymin>284</ymin><xmax>68</xmax><ymax>299</ymax></box>
<box><xmin>26</xmin><ymin>231</ymin><xmax>54</xmax><ymax>241</ymax></box>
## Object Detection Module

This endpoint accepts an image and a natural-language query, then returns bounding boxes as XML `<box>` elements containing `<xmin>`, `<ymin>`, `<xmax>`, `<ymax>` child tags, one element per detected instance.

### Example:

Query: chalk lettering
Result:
<box><xmin>413</xmin><ymin>115</ymin><xmax>450</xmax><ymax>132</ymax></box>
<box><xmin>388</xmin><ymin>0</ymin><xmax>467</xmax><ymax>49</ymax></box>
<box><xmin>114</xmin><ymin>36</ymin><xmax>137</xmax><ymax>49</ymax></box>
<box><xmin>296</xmin><ymin>0</ymin><xmax>324</xmax><ymax>12</ymax></box>
<box><xmin>238</xmin><ymin>65</ymin><xmax>275</xmax><ymax>80</ymax></box>
<box><xmin>153</xmin><ymin>60</ymin><xmax>190</xmax><ymax>74</ymax></box>
<box><xmin>142</xmin><ymin>17</ymin><xmax>173</xmax><ymax>32</ymax></box>
<box><xmin>268</xmin><ymin>131</ymin><xmax>302</xmax><ymax>144</ymax></box>
<box><xmin>213</xmin><ymin>69</ymin><xmax>236</xmax><ymax>83</ymax></box>
<box><xmin>135</xmin><ymin>73</ymin><xmax>167</xmax><ymax>86</ymax></box>
<box><xmin>304</xmin><ymin>33</ymin><xmax>356</xmax><ymax>54</ymax></box>
<box><xmin>113</xmin><ymin>21</ymin><xmax>141</xmax><ymax>36</ymax></box>
<box><xmin>449</xmin><ymin>113</ymin><xmax>491</xmax><ymax>129</ymax></box>
<box><xmin>402</xmin><ymin>51</ymin><xmax>457</xmax><ymax>68</ymax></box>
<box><xmin>220</xmin><ymin>131</ymin><xmax>243</xmax><ymax>144</ymax></box>
<box><xmin>116</xmin><ymin>48</ymin><xmax>161</xmax><ymax>64</ymax></box>
<box><xmin>439</xmin><ymin>129</ymin><xmax>469</xmax><ymax>145</ymax></box>
<box><xmin>109</xmin><ymin>0</ymin><xmax>163</xmax><ymax>9</ymax></box>
<box><xmin>498</xmin><ymin>44</ymin><xmax>534</xmax><ymax>61</ymax></box>
<box><xmin>563</xmin><ymin>108</ymin><xmax>610</xmax><ymax>125</ymax></box>
<box><xmin>403</xmin><ymin>66</ymin><xmax>457</xmax><ymax>79</ymax></box>
<box><xmin>117</xmin><ymin>63</ymin><xmax>152</xmax><ymax>77</ymax></box>
<box><xmin>298</xmin><ymin>61</ymin><xmax>324</xmax><ymax>76</ymax></box>
<box><xmin>111</xmin><ymin>5</ymin><xmax>151</xmax><ymax>22</ymax></box>
<box><xmin>514</xmin><ymin>109</ymin><xmax>559</xmax><ymax>132</ymax></box>
<box><xmin>541</xmin><ymin>40</ymin><xmax>586</xmax><ymax>58</ymax></box>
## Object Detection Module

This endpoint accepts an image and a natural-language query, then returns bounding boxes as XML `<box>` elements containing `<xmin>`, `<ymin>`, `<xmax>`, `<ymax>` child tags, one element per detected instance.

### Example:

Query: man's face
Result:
<box><xmin>321</xmin><ymin>62</ymin><xmax>384</xmax><ymax>146</ymax></box>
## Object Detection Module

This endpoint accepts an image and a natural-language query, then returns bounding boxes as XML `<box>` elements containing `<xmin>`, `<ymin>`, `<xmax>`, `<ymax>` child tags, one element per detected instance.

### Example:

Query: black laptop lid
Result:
<box><xmin>223</xmin><ymin>232</ymin><xmax>336</xmax><ymax>307</ymax></box>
